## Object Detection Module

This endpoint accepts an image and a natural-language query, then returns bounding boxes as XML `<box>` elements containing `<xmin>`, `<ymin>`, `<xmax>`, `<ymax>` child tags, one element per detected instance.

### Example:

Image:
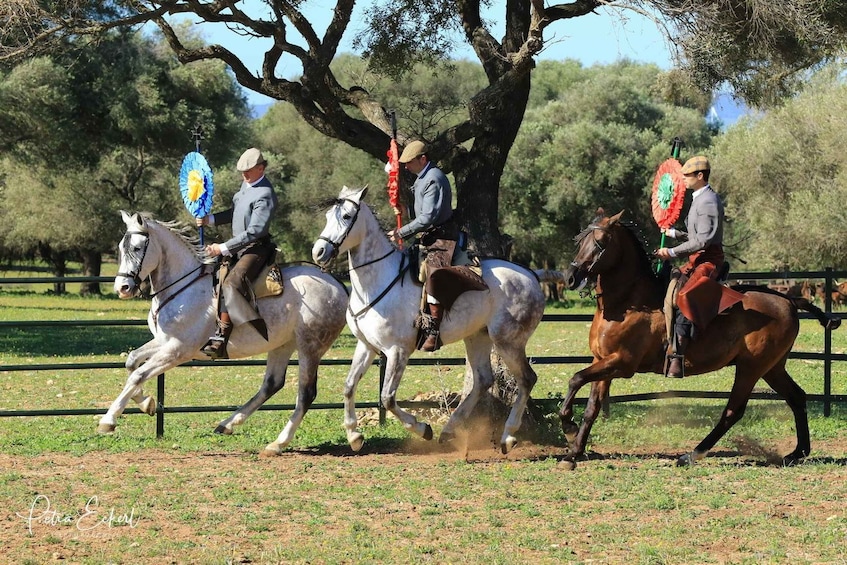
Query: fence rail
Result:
<box><xmin>1</xmin><ymin>270</ymin><xmax>845</xmax><ymax>437</ymax></box>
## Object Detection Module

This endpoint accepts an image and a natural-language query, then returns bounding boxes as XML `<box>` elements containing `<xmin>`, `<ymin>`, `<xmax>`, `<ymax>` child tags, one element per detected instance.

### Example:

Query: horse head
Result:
<box><xmin>312</xmin><ymin>185</ymin><xmax>369</xmax><ymax>267</ymax></box>
<box><xmin>115</xmin><ymin>210</ymin><xmax>154</xmax><ymax>298</ymax></box>
<box><xmin>564</xmin><ymin>208</ymin><xmax>625</xmax><ymax>290</ymax></box>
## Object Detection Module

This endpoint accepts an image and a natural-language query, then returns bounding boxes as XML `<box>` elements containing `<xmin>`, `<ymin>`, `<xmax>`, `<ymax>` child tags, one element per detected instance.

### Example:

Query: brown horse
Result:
<box><xmin>559</xmin><ymin>209</ymin><xmax>840</xmax><ymax>467</ymax></box>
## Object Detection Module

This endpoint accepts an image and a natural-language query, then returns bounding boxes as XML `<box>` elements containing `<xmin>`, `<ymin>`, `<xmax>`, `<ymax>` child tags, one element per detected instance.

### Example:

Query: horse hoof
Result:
<box><xmin>676</xmin><ymin>453</ymin><xmax>695</xmax><ymax>467</ymax></box>
<box><xmin>501</xmin><ymin>436</ymin><xmax>518</xmax><ymax>454</ymax></box>
<box><xmin>422</xmin><ymin>424</ymin><xmax>433</xmax><ymax>441</ymax></box>
<box><xmin>139</xmin><ymin>396</ymin><xmax>156</xmax><ymax>416</ymax></box>
<box><xmin>782</xmin><ymin>450</ymin><xmax>807</xmax><ymax>467</ymax></box>
<box><xmin>261</xmin><ymin>443</ymin><xmax>283</xmax><ymax>457</ymax></box>
<box><xmin>349</xmin><ymin>432</ymin><xmax>364</xmax><ymax>452</ymax></box>
<box><xmin>96</xmin><ymin>423</ymin><xmax>116</xmax><ymax>434</ymax></box>
<box><xmin>213</xmin><ymin>425</ymin><xmax>232</xmax><ymax>435</ymax></box>
<box><xmin>438</xmin><ymin>430</ymin><xmax>455</xmax><ymax>444</ymax></box>
<box><xmin>559</xmin><ymin>458</ymin><xmax>577</xmax><ymax>471</ymax></box>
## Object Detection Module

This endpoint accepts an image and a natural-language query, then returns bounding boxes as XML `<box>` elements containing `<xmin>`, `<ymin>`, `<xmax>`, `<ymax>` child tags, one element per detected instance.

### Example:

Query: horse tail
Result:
<box><xmin>733</xmin><ymin>284</ymin><xmax>842</xmax><ymax>330</ymax></box>
<box><xmin>790</xmin><ymin>296</ymin><xmax>842</xmax><ymax>331</ymax></box>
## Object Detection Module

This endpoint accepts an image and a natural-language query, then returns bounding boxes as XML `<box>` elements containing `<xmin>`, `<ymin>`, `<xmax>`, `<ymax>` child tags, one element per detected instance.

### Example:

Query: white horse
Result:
<box><xmin>99</xmin><ymin>211</ymin><xmax>348</xmax><ymax>454</ymax></box>
<box><xmin>312</xmin><ymin>186</ymin><xmax>545</xmax><ymax>453</ymax></box>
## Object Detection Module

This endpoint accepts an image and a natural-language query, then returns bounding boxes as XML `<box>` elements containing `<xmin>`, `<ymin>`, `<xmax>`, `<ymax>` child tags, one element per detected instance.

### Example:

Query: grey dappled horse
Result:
<box><xmin>100</xmin><ymin>211</ymin><xmax>348</xmax><ymax>454</ymax></box>
<box><xmin>312</xmin><ymin>186</ymin><xmax>545</xmax><ymax>454</ymax></box>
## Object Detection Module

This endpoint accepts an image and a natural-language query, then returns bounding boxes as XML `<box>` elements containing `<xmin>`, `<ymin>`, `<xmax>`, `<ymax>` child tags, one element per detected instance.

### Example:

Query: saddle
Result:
<box><xmin>214</xmin><ymin>261</ymin><xmax>284</xmax><ymax>301</ymax></box>
<box><xmin>412</xmin><ymin>233</ymin><xmax>487</xmax><ymax>305</ymax></box>
<box><xmin>663</xmin><ymin>264</ymin><xmax>744</xmax><ymax>343</ymax></box>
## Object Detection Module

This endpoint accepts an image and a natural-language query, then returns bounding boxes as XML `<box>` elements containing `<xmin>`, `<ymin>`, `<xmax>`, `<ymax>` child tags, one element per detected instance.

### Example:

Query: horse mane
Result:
<box><xmin>617</xmin><ymin>219</ymin><xmax>663</xmax><ymax>284</ymax></box>
<box><xmin>145</xmin><ymin>214</ymin><xmax>213</xmax><ymax>264</ymax></box>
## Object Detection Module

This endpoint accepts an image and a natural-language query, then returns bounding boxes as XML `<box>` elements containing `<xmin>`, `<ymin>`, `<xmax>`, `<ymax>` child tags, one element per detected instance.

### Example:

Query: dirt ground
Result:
<box><xmin>3</xmin><ymin>435</ymin><xmax>847</xmax><ymax>564</ymax></box>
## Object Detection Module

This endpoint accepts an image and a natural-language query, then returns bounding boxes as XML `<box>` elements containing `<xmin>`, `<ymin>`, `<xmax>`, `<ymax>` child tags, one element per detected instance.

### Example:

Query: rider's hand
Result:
<box><xmin>196</xmin><ymin>217</ymin><xmax>207</xmax><ymax>227</ymax></box>
<box><xmin>655</xmin><ymin>248</ymin><xmax>672</xmax><ymax>261</ymax></box>
<box><xmin>205</xmin><ymin>243</ymin><xmax>221</xmax><ymax>257</ymax></box>
<box><xmin>387</xmin><ymin>229</ymin><xmax>397</xmax><ymax>242</ymax></box>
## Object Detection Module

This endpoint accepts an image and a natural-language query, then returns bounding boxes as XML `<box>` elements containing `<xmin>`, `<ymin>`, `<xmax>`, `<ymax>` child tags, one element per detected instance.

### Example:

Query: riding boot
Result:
<box><xmin>202</xmin><ymin>312</ymin><xmax>233</xmax><ymax>360</ymax></box>
<box><xmin>667</xmin><ymin>335</ymin><xmax>689</xmax><ymax>378</ymax></box>
<box><xmin>421</xmin><ymin>303</ymin><xmax>443</xmax><ymax>352</ymax></box>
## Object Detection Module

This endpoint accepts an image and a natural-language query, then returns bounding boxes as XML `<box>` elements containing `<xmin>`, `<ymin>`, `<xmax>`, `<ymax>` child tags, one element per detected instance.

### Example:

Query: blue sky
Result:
<box><xmin>191</xmin><ymin>3</ymin><xmax>675</xmax><ymax>107</ymax></box>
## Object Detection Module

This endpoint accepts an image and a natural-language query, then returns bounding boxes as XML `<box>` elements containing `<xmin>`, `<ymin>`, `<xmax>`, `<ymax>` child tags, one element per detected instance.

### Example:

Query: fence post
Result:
<box><xmin>825</xmin><ymin>268</ymin><xmax>833</xmax><ymax>416</ymax></box>
<box><xmin>156</xmin><ymin>373</ymin><xmax>165</xmax><ymax>438</ymax></box>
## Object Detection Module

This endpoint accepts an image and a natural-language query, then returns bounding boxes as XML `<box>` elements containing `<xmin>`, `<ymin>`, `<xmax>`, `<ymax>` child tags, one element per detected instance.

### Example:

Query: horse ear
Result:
<box><xmin>120</xmin><ymin>210</ymin><xmax>131</xmax><ymax>224</ymax></box>
<box><xmin>360</xmin><ymin>185</ymin><xmax>369</xmax><ymax>200</ymax></box>
<box><xmin>595</xmin><ymin>207</ymin><xmax>605</xmax><ymax>217</ymax></box>
<box><xmin>608</xmin><ymin>210</ymin><xmax>625</xmax><ymax>225</ymax></box>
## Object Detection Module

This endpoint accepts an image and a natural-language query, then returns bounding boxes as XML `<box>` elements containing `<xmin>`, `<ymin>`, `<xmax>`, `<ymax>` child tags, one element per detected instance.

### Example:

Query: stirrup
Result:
<box><xmin>664</xmin><ymin>353</ymin><xmax>684</xmax><ymax>378</ymax></box>
<box><xmin>201</xmin><ymin>336</ymin><xmax>229</xmax><ymax>360</ymax></box>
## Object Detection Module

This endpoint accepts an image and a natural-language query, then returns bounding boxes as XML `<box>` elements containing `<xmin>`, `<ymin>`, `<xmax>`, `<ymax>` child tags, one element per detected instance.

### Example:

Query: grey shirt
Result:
<box><xmin>211</xmin><ymin>176</ymin><xmax>278</xmax><ymax>255</ymax></box>
<box><xmin>671</xmin><ymin>185</ymin><xmax>724</xmax><ymax>256</ymax></box>
<box><xmin>396</xmin><ymin>162</ymin><xmax>453</xmax><ymax>240</ymax></box>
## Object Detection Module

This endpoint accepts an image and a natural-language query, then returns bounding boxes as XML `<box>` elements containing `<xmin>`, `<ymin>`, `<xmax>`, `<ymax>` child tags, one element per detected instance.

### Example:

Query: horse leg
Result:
<box><xmin>677</xmin><ymin>368</ymin><xmax>758</xmax><ymax>466</ymax></box>
<box><xmin>439</xmin><ymin>332</ymin><xmax>495</xmax><ymax>445</ymax></box>
<box><xmin>496</xmin><ymin>344</ymin><xmax>539</xmax><ymax>454</ymax></box>
<box><xmin>761</xmin><ymin>364</ymin><xmax>810</xmax><ymax>465</ymax></box>
<box><xmin>125</xmin><ymin>341</ymin><xmax>158</xmax><ymax>417</ymax></box>
<box><xmin>264</xmin><ymin>346</ymin><xmax>319</xmax><ymax>455</ymax></box>
<box><xmin>98</xmin><ymin>346</ymin><xmax>190</xmax><ymax>433</ymax></box>
<box><xmin>343</xmin><ymin>341</ymin><xmax>378</xmax><ymax>451</ymax></box>
<box><xmin>567</xmin><ymin>379</ymin><xmax>611</xmax><ymax>459</ymax></box>
<box><xmin>214</xmin><ymin>344</ymin><xmax>293</xmax><ymax>435</ymax></box>
<box><xmin>380</xmin><ymin>348</ymin><xmax>431</xmax><ymax>441</ymax></box>
<box><xmin>559</xmin><ymin>355</ymin><xmax>623</xmax><ymax>445</ymax></box>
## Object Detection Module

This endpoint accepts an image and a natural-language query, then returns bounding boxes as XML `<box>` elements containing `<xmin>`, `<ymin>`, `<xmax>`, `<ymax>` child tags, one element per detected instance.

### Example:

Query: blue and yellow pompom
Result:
<box><xmin>179</xmin><ymin>152</ymin><xmax>214</xmax><ymax>218</ymax></box>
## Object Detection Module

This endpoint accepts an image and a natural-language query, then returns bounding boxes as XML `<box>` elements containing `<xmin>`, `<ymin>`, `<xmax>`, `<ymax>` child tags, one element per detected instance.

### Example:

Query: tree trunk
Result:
<box><xmin>38</xmin><ymin>243</ymin><xmax>68</xmax><ymax>295</ymax></box>
<box><xmin>454</xmin><ymin>72</ymin><xmax>532</xmax><ymax>403</ymax></box>
<box><xmin>80</xmin><ymin>250</ymin><xmax>103</xmax><ymax>296</ymax></box>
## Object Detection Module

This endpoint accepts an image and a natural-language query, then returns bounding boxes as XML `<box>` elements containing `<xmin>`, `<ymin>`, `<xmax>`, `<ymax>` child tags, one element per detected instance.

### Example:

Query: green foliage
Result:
<box><xmin>711</xmin><ymin>62</ymin><xmax>847</xmax><ymax>270</ymax></box>
<box><xmin>0</xmin><ymin>26</ymin><xmax>251</xmax><ymax>274</ymax></box>
<box><xmin>500</xmin><ymin>60</ymin><xmax>718</xmax><ymax>267</ymax></box>
<box><xmin>355</xmin><ymin>0</ymin><xmax>462</xmax><ymax>79</ymax></box>
<box><xmin>664</xmin><ymin>0</ymin><xmax>847</xmax><ymax>106</ymax></box>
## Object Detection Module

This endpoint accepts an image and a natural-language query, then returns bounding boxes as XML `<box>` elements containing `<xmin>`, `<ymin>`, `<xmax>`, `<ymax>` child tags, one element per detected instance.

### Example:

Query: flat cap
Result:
<box><xmin>681</xmin><ymin>155</ymin><xmax>710</xmax><ymax>175</ymax></box>
<box><xmin>237</xmin><ymin>147</ymin><xmax>267</xmax><ymax>172</ymax></box>
<box><xmin>399</xmin><ymin>140</ymin><xmax>427</xmax><ymax>163</ymax></box>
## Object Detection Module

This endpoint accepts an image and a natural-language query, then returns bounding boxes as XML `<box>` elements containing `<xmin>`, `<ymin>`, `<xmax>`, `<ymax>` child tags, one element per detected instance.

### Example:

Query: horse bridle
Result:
<box><xmin>316</xmin><ymin>198</ymin><xmax>361</xmax><ymax>263</ymax></box>
<box><xmin>572</xmin><ymin>223</ymin><xmax>608</xmax><ymax>273</ymax></box>
<box><xmin>116</xmin><ymin>229</ymin><xmax>150</xmax><ymax>288</ymax></box>
<box><xmin>116</xmin><ymin>227</ymin><xmax>208</xmax><ymax>319</ymax></box>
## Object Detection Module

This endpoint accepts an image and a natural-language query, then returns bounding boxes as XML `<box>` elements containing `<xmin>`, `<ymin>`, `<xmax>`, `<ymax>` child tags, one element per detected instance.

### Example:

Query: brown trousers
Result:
<box><xmin>220</xmin><ymin>238</ymin><xmax>275</xmax><ymax>321</ymax></box>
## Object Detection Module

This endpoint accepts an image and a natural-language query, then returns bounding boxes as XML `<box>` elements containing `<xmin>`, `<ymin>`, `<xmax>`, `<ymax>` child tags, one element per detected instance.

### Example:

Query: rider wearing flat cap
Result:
<box><xmin>655</xmin><ymin>155</ymin><xmax>725</xmax><ymax>377</ymax></box>
<box><xmin>388</xmin><ymin>140</ymin><xmax>458</xmax><ymax>352</ymax></box>
<box><xmin>196</xmin><ymin>147</ymin><xmax>278</xmax><ymax>359</ymax></box>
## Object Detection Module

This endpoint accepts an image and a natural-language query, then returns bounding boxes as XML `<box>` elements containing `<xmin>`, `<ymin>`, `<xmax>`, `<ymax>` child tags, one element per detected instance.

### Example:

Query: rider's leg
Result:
<box><xmin>667</xmin><ymin>311</ymin><xmax>691</xmax><ymax>378</ymax></box>
<box><xmin>421</xmin><ymin>296</ymin><xmax>442</xmax><ymax>352</ymax></box>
